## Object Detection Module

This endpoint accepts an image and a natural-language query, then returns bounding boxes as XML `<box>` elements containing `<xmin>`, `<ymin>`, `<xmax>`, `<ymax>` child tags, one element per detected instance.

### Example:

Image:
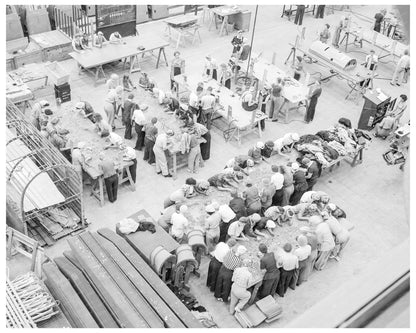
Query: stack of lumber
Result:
<box><xmin>43</xmin><ymin>229</ymin><xmax>203</xmax><ymax>328</ymax></box>
<box><xmin>235</xmin><ymin>295</ymin><xmax>283</xmax><ymax>328</ymax></box>
<box><xmin>6</xmin><ymin>278</ymin><xmax>36</xmax><ymax>328</ymax></box>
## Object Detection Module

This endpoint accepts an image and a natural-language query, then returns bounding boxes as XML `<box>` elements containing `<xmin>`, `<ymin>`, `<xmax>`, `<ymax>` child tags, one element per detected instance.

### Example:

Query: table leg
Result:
<box><xmin>176</xmin><ymin>31</ymin><xmax>182</xmax><ymax>49</ymax></box>
<box><xmin>219</xmin><ymin>16</ymin><xmax>226</xmax><ymax>36</ymax></box>
<box><xmin>125</xmin><ymin>166</ymin><xmax>136</xmax><ymax>191</ymax></box>
<box><xmin>130</xmin><ymin>55</ymin><xmax>141</xmax><ymax>73</ymax></box>
<box><xmin>257</xmin><ymin>121</ymin><xmax>262</xmax><ymax>138</ymax></box>
<box><xmin>172</xmin><ymin>152</ymin><xmax>177</xmax><ymax>180</ymax></box>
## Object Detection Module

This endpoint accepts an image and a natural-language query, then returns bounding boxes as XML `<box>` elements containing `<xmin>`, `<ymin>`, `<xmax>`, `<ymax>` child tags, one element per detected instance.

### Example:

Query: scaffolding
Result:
<box><xmin>6</xmin><ymin>99</ymin><xmax>85</xmax><ymax>245</ymax></box>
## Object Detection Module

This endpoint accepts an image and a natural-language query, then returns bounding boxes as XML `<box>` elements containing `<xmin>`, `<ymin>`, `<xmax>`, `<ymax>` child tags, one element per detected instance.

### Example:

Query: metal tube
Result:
<box><xmin>246</xmin><ymin>5</ymin><xmax>259</xmax><ymax>78</ymax></box>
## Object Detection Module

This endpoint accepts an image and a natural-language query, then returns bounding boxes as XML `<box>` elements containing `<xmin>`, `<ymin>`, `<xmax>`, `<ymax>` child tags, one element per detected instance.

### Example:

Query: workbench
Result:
<box><xmin>8</xmin><ymin>63</ymin><xmax>49</xmax><ymax>91</ymax></box>
<box><xmin>173</xmin><ymin>74</ymin><xmax>267</xmax><ymax>144</ymax></box>
<box><xmin>209</xmin><ymin>6</ymin><xmax>247</xmax><ymax>36</ymax></box>
<box><xmin>69</xmin><ymin>35</ymin><xmax>169</xmax><ymax>83</ymax></box>
<box><xmin>6</xmin><ymin>76</ymin><xmax>34</xmax><ymax>114</ymax></box>
<box><xmin>281</xmin><ymin>5</ymin><xmax>315</xmax><ymax>21</ymax></box>
<box><xmin>252</xmin><ymin>59</ymin><xmax>309</xmax><ymax>123</ymax></box>
<box><xmin>164</xmin><ymin>14</ymin><xmax>201</xmax><ymax>49</ymax></box>
<box><xmin>54</xmin><ymin>103</ymin><xmax>136</xmax><ymax>206</ymax></box>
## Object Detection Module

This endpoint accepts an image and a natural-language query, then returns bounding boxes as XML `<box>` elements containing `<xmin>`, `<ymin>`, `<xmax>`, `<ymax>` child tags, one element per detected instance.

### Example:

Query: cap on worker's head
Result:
<box><xmin>207</xmin><ymin>86</ymin><xmax>213</xmax><ymax>92</ymax></box>
<box><xmin>271</xmin><ymin>164</ymin><xmax>279</xmax><ymax>172</ymax></box>
<box><xmin>185</xmin><ymin>177</ymin><xmax>197</xmax><ymax>185</ymax></box>
<box><xmin>50</xmin><ymin>117</ymin><xmax>60</xmax><ymax>125</ymax></box>
<box><xmin>297</xmin><ymin>235</ymin><xmax>308</xmax><ymax>247</ymax></box>
<box><xmin>166</xmin><ymin>129</ymin><xmax>174</xmax><ymax>136</ymax></box>
<box><xmin>238</xmin><ymin>30</ymin><xmax>243</xmax><ymax>34</ymax></box>
<box><xmin>265</xmin><ymin>140</ymin><xmax>274</xmax><ymax>148</ymax></box>
<box><xmin>98</xmin><ymin>152</ymin><xmax>105</xmax><ymax>160</ymax></box>
<box><xmin>205</xmin><ymin>204</ymin><xmax>215</xmax><ymax>213</ymax></box>
<box><xmin>75</xmin><ymin>102</ymin><xmax>84</xmax><ymax>110</ymax></box>
<box><xmin>40</xmin><ymin>100</ymin><xmax>49</xmax><ymax>107</ymax></box>
<box><xmin>199</xmin><ymin>180</ymin><xmax>210</xmax><ymax>190</ymax></box>
<box><xmin>266</xmin><ymin>220</ymin><xmax>276</xmax><ymax>229</ymax></box>
<box><xmin>247</xmin><ymin>159</ymin><xmax>254</xmax><ymax>167</ymax></box>
<box><xmin>256</xmin><ymin>141</ymin><xmax>265</xmax><ymax>149</ymax></box>
<box><xmin>151</xmin><ymin>117</ymin><xmax>158</xmax><ymax>124</ymax></box>
<box><xmin>127</xmin><ymin>93</ymin><xmax>134</xmax><ymax>100</ymax></box>
<box><xmin>258</xmin><ymin>243</ymin><xmax>268</xmax><ymax>254</ymax></box>
<box><xmin>245</xmin><ymin>178</ymin><xmax>253</xmax><ymax>186</ymax></box>
<box><xmin>291</xmin><ymin>133</ymin><xmax>300</xmax><ymax>141</ymax></box>
<box><xmin>115</xmin><ymin>85</ymin><xmax>123</xmax><ymax>94</ymax></box>
<box><xmin>227</xmin><ymin>238</ymin><xmax>238</xmax><ymax>248</ymax></box>
<box><xmin>77</xmin><ymin>141</ymin><xmax>86</xmax><ymax>149</ymax></box>
<box><xmin>98</xmin><ymin>31</ymin><xmax>103</xmax><ymax>35</ymax></box>
<box><xmin>179</xmin><ymin>205</ymin><xmax>188</xmax><ymax>214</ymax></box>
<box><xmin>206</xmin><ymin>54</ymin><xmax>212</xmax><ymax>60</ymax></box>
<box><xmin>251</xmin><ymin>213</ymin><xmax>261</xmax><ymax>222</ymax></box>
<box><xmin>301</xmin><ymin>157</ymin><xmax>311</xmax><ymax>165</ymax></box>
<box><xmin>291</xmin><ymin>162</ymin><xmax>300</xmax><ymax>171</ymax></box>
<box><xmin>58</xmin><ymin>128</ymin><xmax>69</xmax><ymax>135</ymax></box>
<box><xmin>309</xmin><ymin>215</ymin><xmax>323</xmax><ymax>226</ymax></box>
<box><xmin>370</xmin><ymin>49</ymin><xmax>375</xmax><ymax>53</ymax></box>
<box><xmin>239</xmin><ymin>217</ymin><xmax>248</xmax><ymax>224</ymax></box>
<box><xmin>283</xmin><ymin>243</ymin><xmax>292</xmax><ymax>253</ymax></box>
<box><xmin>101</xmin><ymin>130</ymin><xmax>110</xmax><ymax>138</ymax></box>
<box><xmin>140</xmin><ymin>104</ymin><xmax>149</xmax><ymax>111</ymax></box>
<box><xmin>235</xmin><ymin>245</ymin><xmax>247</xmax><ymax>256</ymax></box>
<box><xmin>44</xmin><ymin>109</ymin><xmax>53</xmax><ymax>116</ymax></box>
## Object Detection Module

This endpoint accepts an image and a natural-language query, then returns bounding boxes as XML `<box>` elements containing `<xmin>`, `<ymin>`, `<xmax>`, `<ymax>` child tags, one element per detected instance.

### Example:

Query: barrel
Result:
<box><xmin>150</xmin><ymin>245</ymin><xmax>176</xmax><ymax>275</ymax></box>
<box><xmin>187</xmin><ymin>229</ymin><xmax>207</xmax><ymax>254</ymax></box>
<box><xmin>175</xmin><ymin>244</ymin><xmax>197</xmax><ymax>267</ymax></box>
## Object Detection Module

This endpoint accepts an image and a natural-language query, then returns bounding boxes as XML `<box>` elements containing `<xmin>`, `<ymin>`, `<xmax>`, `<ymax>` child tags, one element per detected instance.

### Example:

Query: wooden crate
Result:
<box><xmin>14</xmin><ymin>49</ymin><xmax>43</xmax><ymax>68</ymax></box>
<box><xmin>29</xmin><ymin>30</ymin><xmax>72</xmax><ymax>62</ymax></box>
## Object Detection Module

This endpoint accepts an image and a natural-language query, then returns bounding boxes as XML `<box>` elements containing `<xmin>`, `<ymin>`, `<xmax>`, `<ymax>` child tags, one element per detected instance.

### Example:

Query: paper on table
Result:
<box><xmin>377</xmin><ymin>92</ymin><xmax>388</xmax><ymax>101</ymax></box>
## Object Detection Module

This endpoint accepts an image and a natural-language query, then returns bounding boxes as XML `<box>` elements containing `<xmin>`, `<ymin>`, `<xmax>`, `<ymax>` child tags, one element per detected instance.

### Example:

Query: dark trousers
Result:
<box><xmin>305</xmin><ymin>99</ymin><xmax>318</xmax><ymax>123</ymax></box>
<box><xmin>207</xmin><ymin>257</ymin><xmax>222</xmax><ymax>292</ymax></box>
<box><xmin>272</xmin><ymin>188</ymin><xmax>284</xmax><ymax>206</ymax></box>
<box><xmin>315</xmin><ymin>5</ymin><xmax>325</xmax><ymax>18</ymax></box>
<box><xmin>219</xmin><ymin>220</ymin><xmax>233</xmax><ymax>243</ymax></box>
<box><xmin>294</xmin><ymin>5</ymin><xmax>305</xmax><ymax>25</ymax></box>
<box><xmin>206</xmin><ymin>69</ymin><xmax>218</xmax><ymax>80</ymax></box>
<box><xmin>201</xmin><ymin>108</ymin><xmax>214</xmax><ymax>130</ymax></box>
<box><xmin>128</xmin><ymin>158</ymin><xmax>137</xmax><ymax>183</ymax></box>
<box><xmin>290</xmin><ymin>184</ymin><xmax>308</xmax><ymax>205</ymax></box>
<box><xmin>104</xmin><ymin>174</ymin><xmax>118</xmax><ymax>203</ymax></box>
<box><xmin>124</xmin><ymin>120</ymin><xmax>132</xmax><ymax>139</ymax></box>
<box><xmin>277</xmin><ymin>268</ymin><xmax>295</xmax><ymax>297</ymax></box>
<box><xmin>224</xmin><ymin>79</ymin><xmax>231</xmax><ymax>89</ymax></box>
<box><xmin>306</xmin><ymin>179</ymin><xmax>317</xmax><ymax>191</ymax></box>
<box><xmin>134</xmin><ymin>124</ymin><xmax>145</xmax><ymax>150</ymax></box>
<box><xmin>143</xmin><ymin>138</ymin><xmax>156</xmax><ymax>164</ymax></box>
<box><xmin>259</xmin><ymin>274</ymin><xmax>280</xmax><ymax>299</ymax></box>
<box><xmin>200</xmin><ymin>131</ymin><xmax>211</xmax><ymax>161</ymax></box>
<box><xmin>242</xmin><ymin>101</ymin><xmax>258</xmax><ymax>111</ymax></box>
<box><xmin>214</xmin><ymin>266</ymin><xmax>233</xmax><ymax>302</ymax></box>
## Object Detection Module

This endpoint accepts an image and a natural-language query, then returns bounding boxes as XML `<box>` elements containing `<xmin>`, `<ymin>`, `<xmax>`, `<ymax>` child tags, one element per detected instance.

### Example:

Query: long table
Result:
<box><xmin>173</xmin><ymin>74</ymin><xmax>267</xmax><ymax>144</ymax></box>
<box><xmin>6</xmin><ymin>76</ymin><xmax>34</xmax><ymax>114</ymax></box>
<box><xmin>164</xmin><ymin>14</ymin><xmax>201</xmax><ymax>49</ymax></box>
<box><xmin>252</xmin><ymin>59</ymin><xmax>309</xmax><ymax>123</ymax></box>
<box><xmin>209</xmin><ymin>5</ymin><xmax>243</xmax><ymax>36</ymax></box>
<box><xmin>69</xmin><ymin>35</ymin><xmax>169</xmax><ymax>83</ymax></box>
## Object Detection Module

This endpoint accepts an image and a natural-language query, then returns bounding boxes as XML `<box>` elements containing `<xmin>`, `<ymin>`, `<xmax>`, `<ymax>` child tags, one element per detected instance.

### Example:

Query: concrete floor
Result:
<box><xmin>10</xmin><ymin>5</ymin><xmax>410</xmax><ymax>328</ymax></box>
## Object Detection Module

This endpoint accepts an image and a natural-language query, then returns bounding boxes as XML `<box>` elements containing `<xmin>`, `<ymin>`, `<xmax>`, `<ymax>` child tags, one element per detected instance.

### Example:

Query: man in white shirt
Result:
<box><xmin>273</xmin><ymin>133</ymin><xmax>300</xmax><ymax>156</ymax></box>
<box><xmin>204</xmin><ymin>55</ymin><xmax>218</xmax><ymax>79</ymax></box>
<box><xmin>364</xmin><ymin>50</ymin><xmax>378</xmax><ymax>71</ymax></box>
<box><xmin>170</xmin><ymin>205</ymin><xmax>189</xmax><ymax>243</ymax></box>
<box><xmin>391</xmin><ymin>49</ymin><xmax>410</xmax><ymax>86</ymax></box>
<box><xmin>200</xmin><ymin>87</ymin><xmax>216</xmax><ymax>129</ymax></box>
<box><xmin>109</xmin><ymin>31</ymin><xmax>123</xmax><ymax>44</ymax></box>
<box><xmin>300</xmin><ymin>191</ymin><xmax>320</xmax><ymax>204</ymax></box>
<box><xmin>270</xmin><ymin>164</ymin><xmax>284</xmax><ymax>206</ymax></box>
<box><xmin>218</xmin><ymin>204</ymin><xmax>237</xmax><ymax>242</ymax></box>
<box><xmin>276</xmin><ymin>243</ymin><xmax>299</xmax><ymax>297</ymax></box>
<box><xmin>121</xmin><ymin>144</ymin><xmax>137</xmax><ymax>183</ymax></box>
<box><xmin>294</xmin><ymin>235</ymin><xmax>312</xmax><ymax>286</ymax></box>
<box><xmin>227</xmin><ymin>217</ymin><xmax>249</xmax><ymax>241</ymax></box>
<box><xmin>132</xmin><ymin>104</ymin><xmax>148</xmax><ymax>151</ymax></box>
<box><xmin>189</xmin><ymin>86</ymin><xmax>203</xmax><ymax>115</ymax></box>
<box><xmin>229</xmin><ymin>259</ymin><xmax>252</xmax><ymax>314</ymax></box>
<box><xmin>311</xmin><ymin>215</ymin><xmax>335</xmax><ymax>270</ymax></box>
<box><xmin>105</xmin><ymin>132</ymin><xmax>123</xmax><ymax>149</ymax></box>
<box><xmin>153</xmin><ymin>130</ymin><xmax>174</xmax><ymax>177</ymax></box>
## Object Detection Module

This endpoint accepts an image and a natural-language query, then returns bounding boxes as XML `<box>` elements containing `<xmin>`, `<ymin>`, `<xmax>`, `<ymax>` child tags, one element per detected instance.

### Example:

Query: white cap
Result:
<box><xmin>179</xmin><ymin>205</ymin><xmax>188</xmax><ymax>214</ymax></box>
<box><xmin>205</xmin><ymin>204</ymin><xmax>215</xmax><ymax>213</ymax></box>
<box><xmin>327</xmin><ymin>203</ymin><xmax>337</xmax><ymax>211</ymax></box>
<box><xmin>266</xmin><ymin>220</ymin><xmax>276</xmax><ymax>229</ymax></box>
<box><xmin>291</xmin><ymin>162</ymin><xmax>300</xmax><ymax>171</ymax></box>
<box><xmin>235</xmin><ymin>245</ymin><xmax>247</xmax><ymax>256</ymax></box>
<box><xmin>256</xmin><ymin>141</ymin><xmax>265</xmax><ymax>149</ymax></box>
<box><xmin>291</xmin><ymin>133</ymin><xmax>300</xmax><ymax>141</ymax></box>
<box><xmin>75</xmin><ymin>102</ymin><xmax>84</xmax><ymax>109</ymax></box>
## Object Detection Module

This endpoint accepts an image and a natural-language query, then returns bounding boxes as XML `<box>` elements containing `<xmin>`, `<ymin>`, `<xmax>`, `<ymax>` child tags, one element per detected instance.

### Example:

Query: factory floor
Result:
<box><xmin>9</xmin><ymin>5</ymin><xmax>410</xmax><ymax>328</ymax></box>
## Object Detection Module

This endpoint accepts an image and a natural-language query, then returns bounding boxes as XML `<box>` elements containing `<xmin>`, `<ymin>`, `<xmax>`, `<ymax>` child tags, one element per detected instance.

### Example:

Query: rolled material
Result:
<box><xmin>309</xmin><ymin>41</ymin><xmax>357</xmax><ymax>71</ymax></box>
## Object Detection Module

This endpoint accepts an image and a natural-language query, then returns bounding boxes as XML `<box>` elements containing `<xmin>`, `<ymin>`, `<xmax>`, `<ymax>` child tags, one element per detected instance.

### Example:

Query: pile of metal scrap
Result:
<box><xmin>6</xmin><ymin>272</ymin><xmax>60</xmax><ymax>328</ymax></box>
<box><xmin>42</xmin><ymin>229</ymin><xmax>203</xmax><ymax>328</ymax></box>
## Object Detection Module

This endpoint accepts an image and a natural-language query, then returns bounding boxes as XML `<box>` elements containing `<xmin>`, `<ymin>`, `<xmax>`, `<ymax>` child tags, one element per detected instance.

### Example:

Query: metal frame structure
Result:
<box><xmin>6</xmin><ymin>99</ymin><xmax>85</xmax><ymax>239</ymax></box>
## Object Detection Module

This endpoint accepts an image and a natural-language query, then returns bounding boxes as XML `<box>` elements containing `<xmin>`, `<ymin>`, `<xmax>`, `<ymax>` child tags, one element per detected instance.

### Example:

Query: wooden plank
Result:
<box><xmin>79</xmin><ymin>232</ymin><xmax>164</xmax><ymax>328</ymax></box>
<box><xmin>54</xmin><ymin>256</ymin><xmax>119</xmax><ymax>328</ymax></box>
<box><xmin>34</xmin><ymin>225</ymin><xmax>55</xmax><ymax>246</ymax></box>
<box><xmin>97</xmin><ymin>228</ymin><xmax>203</xmax><ymax>328</ymax></box>
<box><xmin>91</xmin><ymin>233</ymin><xmax>185</xmax><ymax>328</ymax></box>
<box><xmin>67</xmin><ymin>236</ymin><xmax>149</xmax><ymax>328</ymax></box>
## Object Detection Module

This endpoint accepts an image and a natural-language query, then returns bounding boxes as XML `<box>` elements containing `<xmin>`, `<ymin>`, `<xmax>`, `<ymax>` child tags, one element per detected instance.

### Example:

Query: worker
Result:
<box><xmin>170</xmin><ymin>205</ymin><xmax>189</xmax><ymax>244</ymax></box>
<box><xmin>261</xmin><ymin>141</ymin><xmax>275</xmax><ymax>158</ymax></box>
<box><xmin>208</xmin><ymin>172</ymin><xmax>242</xmax><ymax>192</ymax></box>
<box><xmin>170</xmin><ymin>50</ymin><xmax>185</xmax><ymax>89</ymax></box>
<box><xmin>322</xmin><ymin>211</ymin><xmax>350</xmax><ymax>261</ymax></box>
<box><xmin>332</xmin><ymin>18</ymin><xmax>344</xmax><ymax>48</ymax></box>
<box><xmin>92</xmin><ymin>113</ymin><xmax>111</xmax><ymax>137</ymax></box>
<box><xmin>214</xmin><ymin>245</ymin><xmax>247</xmax><ymax>303</ymax></box>
<box><xmin>290</xmin><ymin>162</ymin><xmax>309</xmax><ymax>205</ymax></box>
<box><xmin>163</xmin><ymin>184</ymin><xmax>192</xmax><ymax>208</ymax></box>
<box><xmin>391</xmin><ymin>94</ymin><xmax>408</xmax><ymax>125</ymax></box>
<box><xmin>239</xmin><ymin>38</ymin><xmax>251</xmax><ymax>61</ymax></box>
<box><xmin>319</xmin><ymin>23</ymin><xmax>331</xmax><ymax>43</ymax></box>
<box><xmin>104</xmin><ymin>85</ymin><xmax>123</xmax><ymax>129</ymax></box>
<box><xmin>109</xmin><ymin>31</ymin><xmax>123</xmax><ymax>44</ymax></box>
<box><xmin>80</xmin><ymin>32</ymin><xmax>91</xmax><ymax>49</ymax></box>
<box><xmin>72</xmin><ymin>34</ymin><xmax>85</xmax><ymax>53</ymax></box>
<box><xmin>292</xmin><ymin>55</ymin><xmax>304</xmax><ymax>81</ymax></box>
<box><xmin>49</xmin><ymin>128</ymin><xmax>70</xmax><ymax>152</ymax></box>
<box><xmin>188</xmin><ymin>86</ymin><xmax>203</xmax><ymax>118</ymax></box>
<box><xmin>143</xmin><ymin>117</ymin><xmax>158</xmax><ymax>165</ymax></box>
<box><xmin>199</xmin><ymin>87</ymin><xmax>216</xmax><ymax>129</ymax></box>
<box><xmin>158</xmin><ymin>202</ymin><xmax>181</xmax><ymax>232</ymax></box>
<box><xmin>228</xmin><ymin>190</ymin><xmax>247</xmax><ymax>220</ymax></box>
<box><xmin>106</xmin><ymin>73</ymin><xmax>120</xmax><ymax>91</ymax></box>
<box><xmin>243</xmin><ymin>179</ymin><xmax>262</xmax><ymax>215</ymax></box>
<box><xmin>225</xmin><ymin>155</ymin><xmax>255</xmax><ymax>173</ymax></box>
<box><xmin>187</xmin><ymin>129</ymin><xmax>203</xmax><ymax>174</ymax></box>
<box><xmin>260</xmin><ymin>178</ymin><xmax>276</xmax><ymax>214</ymax></box>
<box><xmin>241</xmin><ymin>86</ymin><xmax>258</xmax><ymax>111</ymax></box>
<box><xmin>305</xmin><ymin>80</ymin><xmax>322</xmax><ymax>123</ymax></box>
<box><xmin>302</xmin><ymin>157</ymin><xmax>320</xmax><ymax>191</ymax></box>
<box><xmin>229</xmin><ymin>258</ymin><xmax>252</xmax><ymax>314</ymax></box>
<box><xmin>74</xmin><ymin>101</ymin><xmax>95</xmax><ymax>123</ymax></box>
<box><xmin>311</xmin><ymin>215</ymin><xmax>335</xmax><ymax>270</ymax></box>
<box><xmin>227</xmin><ymin>217</ymin><xmax>249</xmax><ymax>241</ymax></box>
<box><xmin>163</xmin><ymin>92</ymin><xmax>180</xmax><ymax>114</ymax></box>
<box><xmin>270</xmin><ymin>164</ymin><xmax>284</xmax><ymax>206</ymax></box>
<box><xmin>364</xmin><ymin>50</ymin><xmax>379</xmax><ymax>71</ymax></box>
<box><xmin>218</xmin><ymin>203</ymin><xmax>237</xmax><ymax>243</ymax></box>
<box><xmin>204</xmin><ymin>202</ymin><xmax>221</xmax><ymax>254</ymax></box>
<box><xmin>315</xmin><ymin>5</ymin><xmax>325</xmax><ymax>19</ymax></box>
<box><xmin>294</xmin><ymin>5</ymin><xmax>305</xmax><ymax>25</ymax></box>
<box><xmin>269</xmin><ymin>84</ymin><xmax>285</xmax><ymax>121</ymax></box>
<box><xmin>72</xmin><ymin>141</ymin><xmax>86</xmax><ymax>175</ymax></box>
<box><xmin>248</xmin><ymin>142</ymin><xmax>265</xmax><ymax>164</ymax></box>
<box><xmin>207</xmin><ymin>239</ymin><xmax>237</xmax><ymax>293</ymax></box>
<box><xmin>231</xmin><ymin>30</ymin><xmax>244</xmax><ymax>54</ymax></box>
<box><xmin>45</xmin><ymin>117</ymin><xmax>60</xmax><ymax>137</ymax></box>
<box><xmin>122</xmin><ymin>74</ymin><xmax>135</xmax><ymax>92</ymax></box>
<box><xmin>374</xmin><ymin>111</ymin><xmax>395</xmax><ymax>139</ymax></box>
<box><xmin>276</xmin><ymin>243</ymin><xmax>299</xmax><ymax>297</ymax></box>
<box><xmin>132</xmin><ymin>104</ymin><xmax>148</xmax><ymax>151</ymax></box>
<box><xmin>281</xmin><ymin>165</ymin><xmax>295</xmax><ymax>207</ymax></box>
<box><xmin>293</xmin><ymin>235</ymin><xmax>312</xmax><ymax>286</ymax></box>
<box><xmin>93</xmin><ymin>31</ymin><xmax>107</xmax><ymax>47</ymax></box>
<box><xmin>217</xmin><ymin>63</ymin><xmax>232</xmax><ymax>89</ymax></box>
<box><xmin>120</xmin><ymin>143</ymin><xmax>137</xmax><ymax>183</ymax></box>
<box><xmin>273</xmin><ymin>133</ymin><xmax>300</xmax><ymax>156</ymax></box>
<box><xmin>122</xmin><ymin>93</ymin><xmax>135</xmax><ymax>140</ymax></box>
<box><xmin>391</xmin><ymin>49</ymin><xmax>410</xmax><ymax>86</ymax></box>
<box><xmin>373</xmin><ymin>9</ymin><xmax>386</xmax><ymax>33</ymax></box>
<box><xmin>98</xmin><ymin>152</ymin><xmax>119</xmax><ymax>203</ymax></box>
<box><xmin>104</xmin><ymin>132</ymin><xmax>124</xmax><ymax>150</ymax></box>
<box><xmin>31</xmin><ymin>100</ymin><xmax>50</xmax><ymax>130</ymax></box>
<box><xmin>153</xmin><ymin>130</ymin><xmax>174</xmax><ymax>177</ymax></box>
<box><xmin>204</xmin><ymin>55</ymin><xmax>218</xmax><ymax>80</ymax></box>
<box><xmin>258</xmin><ymin>243</ymin><xmax>280</xmax><ymax>299</ymax></box>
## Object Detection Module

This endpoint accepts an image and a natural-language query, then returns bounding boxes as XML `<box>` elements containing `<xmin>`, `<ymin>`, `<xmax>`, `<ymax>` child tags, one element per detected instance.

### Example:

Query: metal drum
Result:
<box><xmin>175</xmin><ymin>244</ymin><xmax>197</xmax><ymax>267</ymax></box>
<box><xmin>150</xmin><ymin>245</ymin><xmax>176</xmax><ymax>274</ymax></box>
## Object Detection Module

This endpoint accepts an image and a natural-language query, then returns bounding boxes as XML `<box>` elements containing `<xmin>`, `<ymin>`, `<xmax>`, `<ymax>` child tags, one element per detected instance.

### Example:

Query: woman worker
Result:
<box><xmin>170</xmin><ymin>50</ymin><xmax>185</xmax><ymax>90</ymax></box>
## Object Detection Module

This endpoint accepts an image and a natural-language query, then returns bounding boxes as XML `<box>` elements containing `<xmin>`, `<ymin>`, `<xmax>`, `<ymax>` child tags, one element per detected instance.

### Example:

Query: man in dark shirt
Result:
<box><xmin>290</xmin><ymin>162</ymin><xmax>309</xmax><ymax>205</ymax></box>
<box><xmin>302</xmin><ymin>157</ymin><xmax>320</xmax><ymax>191</ymax></box>
<box><xmin>229</xmin><ymin>190</ymin><xmax>246</xmax><ymax>219</ymax></box>
<box><xmin>374</xmin><ymin>9</ymin><xmax>386</xmax><ymax>32</ymax></box>
<box><xmin>75</xmin><ymin>101</ymin><xmax>95</xmax><ymax>123</ymax></box>
<box><xmin>259</xmin><ymin>243</ymin><xmax>280</xmax><ymax>298</ymax></box>
<box><xmin>122</xmin><ymin>93</ymin><xmax>135</xmax><ymax>139</ymax></box>
<box><xmin>98</xmin><ymin>152</ymin><xmax>118</xmax><ymax>203</ymax></box>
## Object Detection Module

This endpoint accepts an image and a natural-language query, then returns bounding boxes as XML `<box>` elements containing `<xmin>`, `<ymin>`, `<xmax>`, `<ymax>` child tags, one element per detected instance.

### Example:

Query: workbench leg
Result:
<box><xmin>219</xmin><ymin>16</ymin><xmax>227</xmax><ymax>36</ymax></box>
<box><xmin>125</xmin><ymin>167</ymin><xmax>136</xmax><ymax>191</ymax></box>
<box><xmin>176</xmin><ymin>32</ymin><xmax>182</xmax><ymax>49</ymax></box>
<box><xmin>99</xmin><ymin>177</ymin><xmax>105</xmax><ymax>206</ymax></box>
<box><xmin>172</xmin><ymin>153</ymin><xmax>177</xmax><ymax>180</ymax></box>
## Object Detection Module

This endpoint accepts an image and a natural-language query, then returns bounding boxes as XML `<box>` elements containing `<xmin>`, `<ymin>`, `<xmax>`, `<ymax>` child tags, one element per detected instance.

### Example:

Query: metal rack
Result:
<box><xmin>6</xmin><ymin>98</ymin><xmax>85</xmax><ymax>243</ymax></box>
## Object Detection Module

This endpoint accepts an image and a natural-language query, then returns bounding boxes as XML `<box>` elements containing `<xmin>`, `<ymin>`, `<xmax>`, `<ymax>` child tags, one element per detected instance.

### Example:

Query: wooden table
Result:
<box><xmin>6</xmin><ymin>76</ymin><xmax>34</xmax><ymax>114</ymax></box>
<box><xmin>164</xmin><ymin>14</ymin><xmax>201</xmax><ymax>49</ymax></box>
<box><xmin>69</xmin><ymin>35</ymin><xmax>169</xmax><ymax>83</ymax></box>
<box><xmin>252</xmin><ymin>59</ymin><xmax>309</xmax><ymax>123</ymax></box>
<box><xmin>209</xmin><ymin>5</ymin><xmax>242</xmax><ymax>36</ymax></box>
<box><xmin>8</xmin><ymin>63</ymin><xmax>49</xmax><ymax>91</ymax></box>
<box><xmin>173</xmin><ymin>74</ymin><xmax>267</xmax><ymax>144</ymax></box>
<box><xmin>54</xmin><ymin>103</ymin><xmax>136</xmax><ymax>206</ymax></box>
<box><xmin>29</xmin><ymin>30</ymin><xmax>73</xmax><ymax>62</ymax></box>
